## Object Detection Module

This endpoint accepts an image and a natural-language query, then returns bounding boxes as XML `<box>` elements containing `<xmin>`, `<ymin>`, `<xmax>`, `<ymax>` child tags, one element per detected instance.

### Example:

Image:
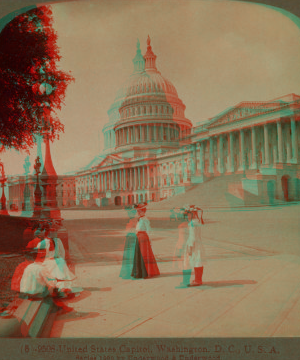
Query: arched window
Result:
<box><xmin>161</xmin><ymin>106</ymin><xmax>164</xmax><ymax>114</ymax></box>
<box><xmin>132</xmin><ymin>108</ymin><xmax>135</xmax><ymax>116</ymax></box>
<box><xmin>149</xmin><ymin>106</ymin><xmax>152</xmax><ymax>114</ymax></box>
<box><xmin>155</xmin><ymin>106</ymin><xmax>158</xmax><ymax>114</ymax></box>
<box><xmin>137</xmin><ymin>107</ymin><xmax>140</xmax><ymax>115</ymax></box>
<box><xmin>143</xmin><ymin>106</ymin><xmax>146</xmax><ymax>114</ymax></box>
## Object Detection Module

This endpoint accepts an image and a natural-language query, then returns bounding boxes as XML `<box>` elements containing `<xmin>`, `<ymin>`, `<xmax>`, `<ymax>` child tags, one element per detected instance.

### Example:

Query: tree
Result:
<box><xmin>0</xmin><ymin>5</ymin><xmax>74</xmax><ymax>152</ymax></box>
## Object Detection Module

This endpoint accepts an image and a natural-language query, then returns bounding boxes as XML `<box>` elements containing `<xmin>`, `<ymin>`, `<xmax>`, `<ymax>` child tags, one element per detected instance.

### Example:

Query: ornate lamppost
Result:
<box><xmin>32</xmin><ymin>79</ymin><xmax>69</xmax><ymax>253</ymax></box>
<box><xmin>33</xmin><ymin>156</ymin><xmax>42</xmax><ymax>218</ymax></box>
<box><xmin>0</xmin><ymin>162</ymin><xmax>8</xmax><ymax>215</ymax></box>
<box><xmin>22</xmin><ymin>155</ymin><xmax>31</xmax><ymax>213</ymax></box>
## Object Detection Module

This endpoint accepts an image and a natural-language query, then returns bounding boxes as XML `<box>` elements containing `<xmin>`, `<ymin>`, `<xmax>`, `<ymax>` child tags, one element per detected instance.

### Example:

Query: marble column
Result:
<box><xmin>286</xmin><ymin>125</ymin><xmax>292</xmax><ymax>163</ymax></box>
<box><xmin>147</xmin><ymin>166</ymin><xmax>150</xmax><ymax>189</ymax></box>
<box><xmin>138</xmin><ymin>167</ymin><xmax>141</xmax><ymax>190</ymax></box>
<box><xmin>250</xmin><ymin>127</ymin><xmax>257</xmax><ymax>169</ymax></box>
<box><xmin>132</xmin><ymin>168</ymin><xmax>135</xmax><ymax>190</ymax></box>
<box><xmin>218</xmin><ymin>135</ymin><xmax>224</xmax><ymax>174</ymax></box>
<box><xmin>264</xmin><ymin>124</ymin><xmax>270</xmax><ymax>165</ymax></box>
<box><xmin>277</xmin><ymin>121</ymin><xmax>283</xmax><ymax>163</ymax></box>
<box><xmin>129</xmin><ymin>168</ymin><xmax>133</xmax><ymax>190</ymax></box>
<box><xmin>193</xmin><ymin>143</ymin><xmax>197</xmax><ymax>174</ymax></box>
<box><xmin>291</xmin><ymin>118</ymin><xmax>298</xmax><ymax>163</ymax></box>
<box><xmin>228</xmin><ymin>132</ymin><xmax>234</xmax><ymax>173</ymax></box>
<box><xmin>209</xmin><ymin>138</ymin><xmax>214</xmax><ymax>174</ymax></box>
<box><xmin>239</xmin><ymin>129</ymin><xmax>245</xmax><ymax>171</ymax></box>
<box><xmin>112</xmin><ymin>171</ymin><xmax>115</xmax><ymax>190</ymax></box>
<box><xmin>123</xmin><ymin>169</ymin><xmax>126</xmax><ymax>190</ymax></box>
<box><xmin>142</xmin><ymin>166</ymin><xmax>145</xmax><ymax>190</ymax></box>
<box><xmin>199</xmin><ymin>142</ymin><xmax>204</xmax><ymax>175</ymax></box>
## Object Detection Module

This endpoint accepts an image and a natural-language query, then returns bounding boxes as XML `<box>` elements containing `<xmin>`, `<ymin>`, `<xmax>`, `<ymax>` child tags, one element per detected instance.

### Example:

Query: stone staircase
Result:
<box><xmin>149</xmin><ymin>173</ymin><xmax>287</xmax><ymax>210</ymax></box>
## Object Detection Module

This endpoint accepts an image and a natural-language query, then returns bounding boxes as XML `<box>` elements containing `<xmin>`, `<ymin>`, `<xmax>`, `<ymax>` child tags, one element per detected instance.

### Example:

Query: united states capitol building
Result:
<box><xmin>7</xmin><ymin>37</ymin><xmax>300</xmax><ymax>209</ymax></box>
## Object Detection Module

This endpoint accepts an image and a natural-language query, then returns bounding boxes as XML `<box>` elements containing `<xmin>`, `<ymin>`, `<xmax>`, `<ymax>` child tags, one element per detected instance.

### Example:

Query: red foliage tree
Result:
<box><xmin>0</xmin><ymin>6</ymin><xmax>74</xmax><ymax>151</ymax></box>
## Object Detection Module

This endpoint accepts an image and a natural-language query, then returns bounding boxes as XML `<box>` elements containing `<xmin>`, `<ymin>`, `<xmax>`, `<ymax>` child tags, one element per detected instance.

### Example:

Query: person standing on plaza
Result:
<box><xmin>173</xmin><ymin>208</ymin><xmax>191</xmax><ymax>287</ymax></box>
<box><xmin>183</xmin><ymin>205</ymin><xmax>206</xmax><ymax>287</ymax></box>
<box><xmin>119</xmin><ymin>206</ymin><xmax>138</xmax><ymax>279</ymax></box>
<box><xmin>131</xmin><ymin>203</ymin><xmax>160</xmax><ymax>279</ymax></box>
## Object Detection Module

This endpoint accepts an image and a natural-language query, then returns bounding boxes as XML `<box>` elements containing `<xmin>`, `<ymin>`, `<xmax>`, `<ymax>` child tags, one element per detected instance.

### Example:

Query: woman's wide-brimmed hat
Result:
<box><xmin>184</xmin><ymin>205</ymin><xmax>203</xmax><ymax>213</ymax></box>
<box><xmin>134</xmin><ymin>202</ymin><xmax>147</xmax><ymax>210</ymax></box>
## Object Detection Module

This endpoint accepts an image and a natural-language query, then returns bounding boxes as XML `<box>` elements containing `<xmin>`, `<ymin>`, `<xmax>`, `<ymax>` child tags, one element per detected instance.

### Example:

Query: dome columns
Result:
<box><xmin>114</xmin><ymin>122</ymin><xmax>181</xmax><ymax>148</ymax></box>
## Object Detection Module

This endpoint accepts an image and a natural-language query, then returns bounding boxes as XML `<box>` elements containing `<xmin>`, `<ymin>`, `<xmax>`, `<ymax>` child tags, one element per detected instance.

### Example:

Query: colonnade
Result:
<box><xmin>114</xmin><ymin>123</ymin><xmax>190</xmax><ymax>147</ymax></box>
<box><xmin>77</xmin><ymin>118</ymin><xmax>299</xmax><ymax>201</ymax></box>
<box><xmin>77</xmin><ymin>165</ymin><xmax>157</xmax><ymax>195</ymax></box>
<box><xmin>195</xmin><ymin>118</ymin><xmax>299</xmax><ymax>176</ymax></box>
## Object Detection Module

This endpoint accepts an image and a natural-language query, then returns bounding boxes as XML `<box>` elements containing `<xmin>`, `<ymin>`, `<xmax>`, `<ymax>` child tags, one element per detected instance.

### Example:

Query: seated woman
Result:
<box><xmin>131</xmin><ymin>203</ymin><xmax>160</xmax><ymax>279</ymax></box>
<box><xmin>13</xmin><ymin>231</ymin><xmax>58</xmax><ymax>299</ymax></box>
<box><xmin>39</xmin><ymin>228</ymin><xmax>76</xmax><ymax>295</ymax></box>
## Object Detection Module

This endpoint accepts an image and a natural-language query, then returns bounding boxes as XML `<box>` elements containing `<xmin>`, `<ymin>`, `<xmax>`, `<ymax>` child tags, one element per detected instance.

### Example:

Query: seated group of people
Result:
<box><xmin>11</xmin><ymin>228</ymin><xmax>76</xmax><ymax>300</ymax></box>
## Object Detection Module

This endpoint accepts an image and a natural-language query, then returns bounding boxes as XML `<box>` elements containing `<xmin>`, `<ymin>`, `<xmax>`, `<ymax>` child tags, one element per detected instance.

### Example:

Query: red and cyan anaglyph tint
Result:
<box><xmin>0</xmin><ymin>0</ymin><xmax>299</xmax><ymax>340</ymax></box>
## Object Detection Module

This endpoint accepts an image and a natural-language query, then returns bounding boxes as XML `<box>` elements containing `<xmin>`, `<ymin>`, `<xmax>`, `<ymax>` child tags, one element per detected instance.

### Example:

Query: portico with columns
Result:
<box><xmin>74</xmin><ymin>37</ymin><xmax>300</xmax><ymax>207</ymax></box>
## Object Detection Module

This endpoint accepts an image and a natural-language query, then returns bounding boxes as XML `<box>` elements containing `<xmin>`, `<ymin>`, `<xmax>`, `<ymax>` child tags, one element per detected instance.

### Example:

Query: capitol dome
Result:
<box><xmin>103</xmin><ymin>37</ymin><xmax>192</xmax><ymax>157</ymax></box>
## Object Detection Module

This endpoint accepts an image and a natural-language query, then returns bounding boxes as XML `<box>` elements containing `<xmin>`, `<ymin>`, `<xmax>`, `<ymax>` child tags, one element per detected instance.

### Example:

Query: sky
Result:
<box><xmin>2</xmin><ymin>0</ymin><xmax>300</xmax><ymax>176</ymax></box>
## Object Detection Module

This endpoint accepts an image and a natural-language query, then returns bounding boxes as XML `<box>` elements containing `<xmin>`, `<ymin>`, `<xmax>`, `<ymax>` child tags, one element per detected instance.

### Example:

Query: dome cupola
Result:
<box><xmin>144</xmin><ymin>35</ymin><xmax>157</xmax><ymax>72</ymax></box>
<box><xmin>103</xmin><ymin>37</ymin><xmax>192</xmax><ymax>158</ymax></box>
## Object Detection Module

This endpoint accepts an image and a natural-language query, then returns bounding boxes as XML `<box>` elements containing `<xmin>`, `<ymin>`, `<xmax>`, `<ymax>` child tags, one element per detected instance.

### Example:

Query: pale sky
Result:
<box><xmin>2</xmin><ymin>0</ymin><xmax>300</xmax><ymax>176</ymax></box>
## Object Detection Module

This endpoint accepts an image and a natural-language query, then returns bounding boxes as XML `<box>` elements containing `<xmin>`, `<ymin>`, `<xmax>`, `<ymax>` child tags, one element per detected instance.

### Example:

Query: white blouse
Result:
<box><xmin>136</xmin><ymin>216</ymin><xmax>151</xmax><ymax>235</ymax></box>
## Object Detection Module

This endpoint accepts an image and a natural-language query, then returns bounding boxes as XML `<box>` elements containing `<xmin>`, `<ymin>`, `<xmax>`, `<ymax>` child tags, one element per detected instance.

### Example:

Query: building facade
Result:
<box><xmin>75</xmin><ymin>38</ymin><xmax>300</xmax><ymax>207</ymax></box>
<box><xmin>7</xmin><ymin>38</ymin><xmax>300</xmax><ymax>208</ymax></box>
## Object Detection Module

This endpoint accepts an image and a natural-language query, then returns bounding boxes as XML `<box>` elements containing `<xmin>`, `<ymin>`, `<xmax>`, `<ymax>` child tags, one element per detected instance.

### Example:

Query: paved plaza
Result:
<box><xmin>45</xmin><ymin>204</ymin><xmax>300</xmax><ymax>337</ymax></box>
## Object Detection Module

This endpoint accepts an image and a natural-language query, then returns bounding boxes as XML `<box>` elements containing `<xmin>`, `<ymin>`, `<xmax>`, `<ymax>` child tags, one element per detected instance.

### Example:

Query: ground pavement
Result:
<box><xmin>48</xmin><ymin>204</ymin><xmax>300</xmax><ymax>337</ymax></box>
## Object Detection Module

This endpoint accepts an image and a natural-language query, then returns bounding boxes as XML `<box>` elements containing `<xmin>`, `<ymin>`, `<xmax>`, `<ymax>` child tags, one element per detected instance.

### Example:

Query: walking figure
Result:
<box><xmin>131</xmin><ymin>203</ymin><xmax>160</xmax><ymax>279</ymax></box>
<box><xmin>182</xmin><ymin>205</ymin><xmax>206</xmax><ymax>287</ymax></box>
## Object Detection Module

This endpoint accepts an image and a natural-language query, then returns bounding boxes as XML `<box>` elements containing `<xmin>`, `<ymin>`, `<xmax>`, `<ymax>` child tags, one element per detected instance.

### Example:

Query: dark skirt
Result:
<box><xmin>131</xmin><ymin>231</ymin><xmax>160</xmax><ymax>279</ymax></box>
<box><xmin>119</xmin><ymin>233</ymin><xmax>137</xmax><ymax>279</ymax></box>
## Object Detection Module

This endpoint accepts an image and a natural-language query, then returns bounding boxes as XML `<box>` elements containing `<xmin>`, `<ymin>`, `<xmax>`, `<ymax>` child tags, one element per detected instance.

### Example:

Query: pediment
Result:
<box><xmin>208</xmin><ymin>101</ymin><xmax>287</xmax><ymax>128</ymax></box>
<box><xmin>98</xmin><ymin>154</ymin><xmax>125</xmax><ymax>168</ymax></box>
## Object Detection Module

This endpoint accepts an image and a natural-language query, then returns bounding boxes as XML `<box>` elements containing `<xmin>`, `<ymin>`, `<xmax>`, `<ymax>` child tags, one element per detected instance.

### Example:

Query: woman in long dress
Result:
<box><xmin>182</xmin><ymin>205</ymin><xmax>206</xmax><ymax>286</ymax></box>
<box><xmin>173</xmin><ymin>208</ymin><xmax>190</xmax><ymax>286</ymax></box>
<box><xmin>131</xmin><ymin>203</ymin><xmax>160</xmax><ymax>279</ymax></box>
<box><xmin>119</xmin><ymin>207</ymin><xmax>138</xmax><ymax>279</ymax></box>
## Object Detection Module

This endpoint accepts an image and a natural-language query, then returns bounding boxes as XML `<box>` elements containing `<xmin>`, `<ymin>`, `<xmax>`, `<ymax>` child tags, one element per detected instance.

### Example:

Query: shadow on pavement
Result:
<box><xmin>201</xmin><ymin>280</ymin><xmax>257</xmax><ymax>288</ymax></box>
